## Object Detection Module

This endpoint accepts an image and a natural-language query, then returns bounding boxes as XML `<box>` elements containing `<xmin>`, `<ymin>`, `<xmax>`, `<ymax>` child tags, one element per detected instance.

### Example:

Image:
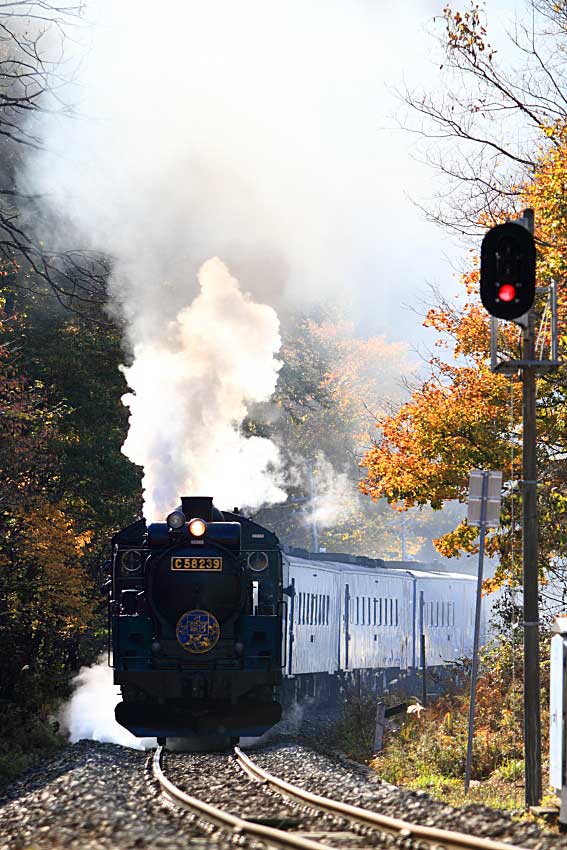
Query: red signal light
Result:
<box><xmin>480</xmin><ymin>222</ymin><xmax>535</xmax><ymax>319</ymax></box>
<box><xmin>497</xmin><ymin>283</ymin><xmax>516</xmax><ymax>302</ymax></box>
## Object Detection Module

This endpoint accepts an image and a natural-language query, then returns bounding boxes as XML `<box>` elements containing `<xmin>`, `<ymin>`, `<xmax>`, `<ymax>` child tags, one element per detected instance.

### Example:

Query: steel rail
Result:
<box><xmin>234</xmin><ymin>747</ymin><xmax>532</xmax><ymax>850</ymax></box>
<box><xmin>152</xmin><ymin>746</ymin><xmax>335</xmax><ymax>850</ymax></box>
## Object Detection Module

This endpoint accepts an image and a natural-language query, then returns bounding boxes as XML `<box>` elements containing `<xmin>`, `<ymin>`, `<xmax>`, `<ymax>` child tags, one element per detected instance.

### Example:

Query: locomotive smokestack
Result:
<box><xmin>181</xmin><ymin>496</ymin><xmax>213</xmax><ymax>522</ymax></box>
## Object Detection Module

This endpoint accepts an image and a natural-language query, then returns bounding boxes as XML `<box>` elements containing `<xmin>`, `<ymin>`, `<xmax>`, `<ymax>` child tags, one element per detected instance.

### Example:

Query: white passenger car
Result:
<box><xmin>282</xmin><ymin>552</ymin><xmax>482</xmax><ymax>702</ymax></box>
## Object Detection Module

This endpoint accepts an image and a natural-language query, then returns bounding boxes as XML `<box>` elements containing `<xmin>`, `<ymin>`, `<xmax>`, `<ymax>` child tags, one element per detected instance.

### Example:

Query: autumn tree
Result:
<box><xmin>0</xmin><ymin>3</ymin><xmax>108</xmax><ymax>307</ymax></box>
<box><xmin>362</xmin><ymin>2</ymin><xmax>567</xmax><ymax>598</ymax></box>
<box><xmin>252</xmin><ymin>311</ymin><xmax>456</xmax><ymax>559</ymax></box>
<box><xmin>0</xmin><ymin>290</ymin><xmax>95</xmax><ymax>729</ymax></box>
<box><xmin>402</xmin><ymin>1</ymin><xmax>567</xmax><ymax>233</ymax></box>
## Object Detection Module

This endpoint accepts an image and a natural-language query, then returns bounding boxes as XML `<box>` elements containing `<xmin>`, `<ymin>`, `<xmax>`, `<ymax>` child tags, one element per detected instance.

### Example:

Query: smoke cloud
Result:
<box><xmin>121</xmin><ymin>257</ymin><xmax>285</xmax><ymax>519</ymax></box>
<box><xmin>61</xmin><ymin>656</ymin><xmax>155</xmax><ymax>749</ymax></box>
<box><xmin>304</xmin><ymin>453</ymin><xmax>353</xmax><ymax>532</ymax></box>
<box><xmin>22</xmin><ymin>0</ymin><xmax>447</xmax><ymax>333</ymax></box>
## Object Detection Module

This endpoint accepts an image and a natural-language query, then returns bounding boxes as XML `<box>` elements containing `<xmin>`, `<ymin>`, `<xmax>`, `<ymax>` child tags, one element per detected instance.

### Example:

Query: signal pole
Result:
<box><xmin>520</xmin><ymin>210</ymin><xmax>542</xmax><ymax>807</ymax></box>
<box><xmin>481</xmin><ymin>209</ymin><xmax>554</xmax><ymax>807</ymax></box>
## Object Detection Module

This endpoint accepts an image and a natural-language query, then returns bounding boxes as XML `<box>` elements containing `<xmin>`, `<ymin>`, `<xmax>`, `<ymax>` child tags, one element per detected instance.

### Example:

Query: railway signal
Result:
<box><xmin>480</xmin><ymin>221</ymin><xmax>536</xmax><ymax>320</ymax></box>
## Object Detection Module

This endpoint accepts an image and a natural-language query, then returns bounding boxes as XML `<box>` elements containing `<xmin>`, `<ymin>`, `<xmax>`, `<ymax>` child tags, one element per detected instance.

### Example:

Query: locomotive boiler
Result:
<box><xmin>107</xmin><ymin>496</ymin><xmax>283</xmax><ymax>746</ymax></box>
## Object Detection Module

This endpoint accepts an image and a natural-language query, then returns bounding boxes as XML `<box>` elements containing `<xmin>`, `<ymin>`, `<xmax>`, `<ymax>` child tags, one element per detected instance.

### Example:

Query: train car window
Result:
<box><xmin>441</xmin><ymin>602</ymin><xmax>445</xmax><ymax>627</ymax></box>
<box><xmin>429</xmin><ymin>601</ymin><xmax>434</xmax><ymax>626</ymax></box>
<box><xmin>379</xmin><ymin>598</ymin><xmax>383</xmax><ymax>626</ymax></box>
<box><xmin>435</xmin><ymin>601</ymin><xmax>439</xmax><ymax>627</ymax></box>
<box><xmin>448</xmin><ymin>601</ymin><xmax>454</xmax><ymax>626</ymax></box>
<box><xmin>326</xmin><ymin>595</ymin><xmax>330</xmax><ymax>625</ymax></box>
<box><xmin>395</xmin><ymin>599</ymin><xmax>399</xmax><ymax>626</ymax></box>
<box><xmin>383</xmin><ymin>599</ymin><xmax>388</xmax><ymax>626</ymax></box>
<box><xmin>389</xmin><ymin>598</ymin><xmax>393</xmax><ymax>626</ymax></box>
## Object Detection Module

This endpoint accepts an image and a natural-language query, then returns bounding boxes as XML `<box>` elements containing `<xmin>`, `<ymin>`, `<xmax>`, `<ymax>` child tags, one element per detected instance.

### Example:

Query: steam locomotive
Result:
<box><xmin>107</xmin><ymin>495</ymin><xmax>482</xmax><ymax>746</ymax></box>
<box><xmin>107</xmin><ymin>496</ymin><xmax>283</xmax><ymax>745</ymax></box>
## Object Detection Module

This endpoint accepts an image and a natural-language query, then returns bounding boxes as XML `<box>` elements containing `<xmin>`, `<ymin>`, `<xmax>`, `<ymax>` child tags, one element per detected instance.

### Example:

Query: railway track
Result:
<box><xmin>153</xmin><ymin>744</ymin><xmax>534</xmax><ymax>850</ymax></box>
<box><xmin>153</xmin><ymin>745</ymin><xmax>337</xmax><ymax>850</ymax></box>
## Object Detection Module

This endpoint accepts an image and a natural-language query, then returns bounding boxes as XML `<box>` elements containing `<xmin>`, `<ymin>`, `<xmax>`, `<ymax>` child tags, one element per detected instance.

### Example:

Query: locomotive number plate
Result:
<box><xmin>171</xmin><ymin>557</ymin><xmax>222</xmax><ymax>572</ymax></box>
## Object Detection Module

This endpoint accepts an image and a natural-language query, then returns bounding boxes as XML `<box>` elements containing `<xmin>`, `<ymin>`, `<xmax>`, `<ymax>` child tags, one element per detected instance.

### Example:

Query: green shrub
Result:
<box><xmin>0</xmin><ymin>709</ymin><xmax>65</xmax><ymax>787</ymax></box>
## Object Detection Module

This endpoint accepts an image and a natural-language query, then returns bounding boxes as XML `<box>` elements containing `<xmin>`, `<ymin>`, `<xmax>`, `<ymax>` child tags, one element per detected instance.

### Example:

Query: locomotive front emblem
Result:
<box><xmin>176</xmin><ymin>609</ymin><xmax>221</xmax><ymax>654</ymax></box>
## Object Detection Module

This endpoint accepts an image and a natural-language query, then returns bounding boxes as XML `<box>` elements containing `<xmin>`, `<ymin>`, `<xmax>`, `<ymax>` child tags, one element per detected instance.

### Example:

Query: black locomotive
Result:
<box><xmin>106</xmin><ymin>496</ymin><xmax>283</xmax><ymax>745</ymax></box>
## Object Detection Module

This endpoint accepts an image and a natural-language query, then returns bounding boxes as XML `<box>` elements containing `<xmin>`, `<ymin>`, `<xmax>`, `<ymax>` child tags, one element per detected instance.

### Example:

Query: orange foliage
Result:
<box><xmin>360</xmin><ymin>363</ymin><xmax>513</xmax><ymax>511</ymax></box>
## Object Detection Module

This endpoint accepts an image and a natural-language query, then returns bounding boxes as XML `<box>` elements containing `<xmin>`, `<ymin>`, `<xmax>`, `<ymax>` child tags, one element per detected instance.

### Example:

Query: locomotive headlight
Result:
<box><xmin>189</xmin><ymin>517</ymin><xmax>207</xmax><ymax>537</ymax></box>
<box><xmin>167</xmin><ymin>510</ymin><xmax>186</xmax><ymax>530</ymax></box>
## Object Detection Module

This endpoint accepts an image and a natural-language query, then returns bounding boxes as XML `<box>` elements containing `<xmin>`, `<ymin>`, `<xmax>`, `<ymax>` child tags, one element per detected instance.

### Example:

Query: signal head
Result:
<box><xmin>480</xmin><ymin>221</ymin><xmax>536</xmax><ymax>320</ymax></box>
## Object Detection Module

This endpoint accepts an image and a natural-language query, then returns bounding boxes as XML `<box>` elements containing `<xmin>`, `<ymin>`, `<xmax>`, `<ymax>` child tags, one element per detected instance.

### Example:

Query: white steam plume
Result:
<box><xmin>305</xmin><ymin>453</ymin><xmax>353</xmax><ymax>531</ymax></box>
<box><xmin>61</xmin><ymin>656</ymin><xmax>155</xmax><ymax>750</ymax></box>
<box><xmin>21</xmin><ymin>0</ymin><xmax>446</xmax><ymax>339</ymax></box>
<box><xmin>122</xmin><ymin>258</ymin><xmax>285</xmax><ymax>520</ymax></box>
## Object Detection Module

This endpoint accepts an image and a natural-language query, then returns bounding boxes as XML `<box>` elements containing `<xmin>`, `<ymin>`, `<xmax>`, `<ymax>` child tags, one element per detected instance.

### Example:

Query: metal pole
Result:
<box><xmin>464</xmin><ymin>471</ymin><xmax>488</xmax><ymax>794</ymax></box>
<box><xmin>419</xmin><ymin>591</ymin><xmax>427</xmax><ymax>707</ymax></box>
<box><xmin>490</xmin><ymin>316</ymin><xmax>498</xmax><ymax>371</ymax></box>
<box><xmin>421</xmin><ymin>635</ymin><xmax>427</xmax><ymax>708</ymax></box>
<box><xmin>308</xmin><ymin>462</ymin><xmax>319</xmax><ymax>554</ymax></box>
<box><xmin>521</xmin><ymin>209</ymin><xmax>541</xmax><ymax>807</ymax></box>
<box><xmin>552</xmin><ymin>280</ymin><xmax>558</xmax><ymax>362</ymax></box>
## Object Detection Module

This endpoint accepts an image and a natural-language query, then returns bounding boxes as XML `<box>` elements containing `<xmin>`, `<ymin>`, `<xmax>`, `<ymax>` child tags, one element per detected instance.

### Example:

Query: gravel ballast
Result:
<box><xmin>250</xmin><ymin>742</ymin><xmax>567</xmax><ymax>850</ymax></box>
<box><xmin>0</xmin><ymin>741</ymin><xmax>230</xmax><ymax>850</ymax></box>
<box><xmin>0</xmin><ymin>739</ymin><xmax>565</xmax><ymax>850</ymax></box>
